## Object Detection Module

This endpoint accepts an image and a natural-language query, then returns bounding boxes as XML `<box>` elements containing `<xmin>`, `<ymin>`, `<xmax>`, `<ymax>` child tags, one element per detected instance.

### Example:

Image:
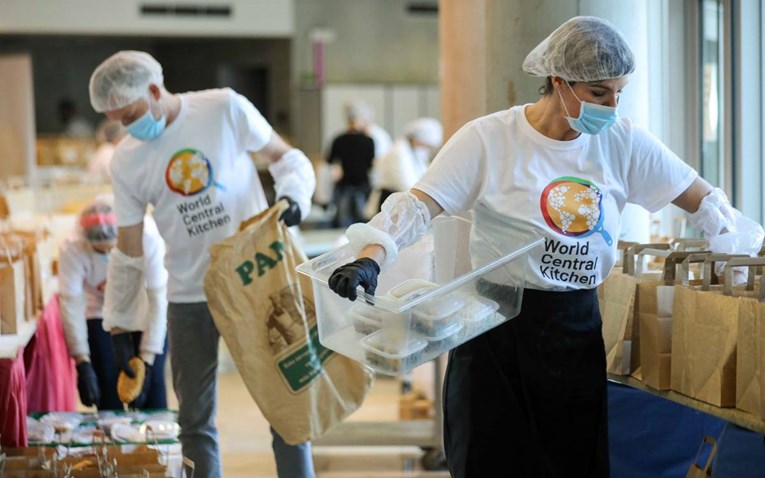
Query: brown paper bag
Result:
<box><xmin>0</xmin><ymin>255</ymin><xmax>26</xmax><ymax>335</ymax></box>
<box><xmin>12</xmin><ymin>231</ymin><xmax>45</xmax><ymax>319</ymax></box>
<box><xmin>724</xmin><ymin>257</ymin><xmax>765</xmax><ymax>418</ymax></box>
<box><xmin>598</xmin><ymin>243</ymin><xmax>670</xmax><ymax>376</ymax></box>
<box><xmin>598</xmin><ymin>270</ymin><xmax>638</xmax><ymax>375</ymax></box>
<box><xmin>204</xmin><ymin>202</ymin><xmax>375</xmax><ymax>445</ymax></box>
<box><xmin>670</xmin><ymin>254</ymin><xmax>745</xmax><ymax>407</ymax></box>
<box><xmin>639</xmin><ymin>251</ymin><xmax>710</xmax><ymax>390</ymax></box>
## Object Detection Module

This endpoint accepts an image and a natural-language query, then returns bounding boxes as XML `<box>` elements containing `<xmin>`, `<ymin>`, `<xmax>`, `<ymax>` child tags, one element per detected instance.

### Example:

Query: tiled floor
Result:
<box><xmin>166</xmin><ymin>370</ymin><xmax>450</xmax><ymax>477</ymax></box>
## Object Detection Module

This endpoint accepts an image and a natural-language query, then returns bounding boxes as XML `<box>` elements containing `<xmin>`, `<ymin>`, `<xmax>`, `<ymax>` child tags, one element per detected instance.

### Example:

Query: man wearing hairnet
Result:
<box><xmin>59</xmin><ymin>195</ymin><xmax>168</xmax><ymax>410</ymax></box>
<box><xmin>89</xmin><ymin>51</ymin><xmax>316</xmax><ymax>477</ymax></box>
<box><xmin>327</xmin><ymin>103</ymin><xmax>377</xmax><ymax>227</ymax></box>
<box><xmin>326</xmin><ymin>16</ymin><xmax>764</xmax><ymax>477</ymax></box>
<box><xmin>373</xmin><ymin>117</ymin><xmax>442</xmax><ymax>212</ymax></box>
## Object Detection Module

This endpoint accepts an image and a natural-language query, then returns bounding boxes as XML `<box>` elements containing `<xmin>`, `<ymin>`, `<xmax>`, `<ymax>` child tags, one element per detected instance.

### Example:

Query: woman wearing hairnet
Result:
<box><xmin>58</xmin><ymin>194</ymin><xmax>168</xmax><ymax>410</ymax></box>
<box><xmin>328</xmin><ymin>16</ymin><xmax>764</xmax><ymax>477</ymax></box>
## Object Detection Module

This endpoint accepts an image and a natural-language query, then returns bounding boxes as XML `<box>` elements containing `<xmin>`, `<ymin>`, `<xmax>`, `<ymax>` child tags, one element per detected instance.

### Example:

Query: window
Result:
<box><xmin>700</xmin><ymin>0</ymin><xmax>725</xmax><ymax>188</ymax></box>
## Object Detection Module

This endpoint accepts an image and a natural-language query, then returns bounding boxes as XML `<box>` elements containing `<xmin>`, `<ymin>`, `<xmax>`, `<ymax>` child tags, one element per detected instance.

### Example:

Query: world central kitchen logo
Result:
<box><xmin>165</xmin><ymin>148</ymin><xmax>225</xmax><ymax>196</ymax></box>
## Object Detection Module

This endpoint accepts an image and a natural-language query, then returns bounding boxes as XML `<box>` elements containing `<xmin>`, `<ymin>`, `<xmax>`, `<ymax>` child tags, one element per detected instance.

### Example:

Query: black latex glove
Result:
<box><xmin>112</xmin><ymin>333</ymin><xmax>136</xmax><ymax>379</ymax></box>
<box><xmin>129</xmin><ymin>361</ymin><xmax>152</xmax><ymax>409</ymax></box>
<box><xmin>76</xmin><ymin>361</ymin><xmax>101</xmax><ymax>408</ymax></box>
<box><xmin>278</xmin><ymin>196</ymin><xmax>302</xmax><ymax>227</ymax></box>
<box><xmin>328</xmin><ymin>258</ymin><xmax>381</xmax><ymax>301</ymax></box>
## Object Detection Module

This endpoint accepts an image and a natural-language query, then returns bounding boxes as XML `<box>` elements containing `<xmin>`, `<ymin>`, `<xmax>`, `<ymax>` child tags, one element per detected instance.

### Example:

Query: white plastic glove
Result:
<box><xmin>690</xmin><ymin>188</ymin><xmax>765</xmax><ymax>284</ymax></box>
<box><xmin>269</xmin><ymin>149</ymin><xmax>316</xmax><ymax>222</ymax></box>
<box><xmin>139</xmin><ymin>286</ymin><xmax>167</xmax><ymax>365</ymax></box>
<box><xmin>345</xmin><ymin>191</ymin><xmax>431</xmax><ymax>268</ymax></box>
<box><xmin>103</xmin><ymin>248</ymin><xmax>148</xmax><ymax>332</ymax></box>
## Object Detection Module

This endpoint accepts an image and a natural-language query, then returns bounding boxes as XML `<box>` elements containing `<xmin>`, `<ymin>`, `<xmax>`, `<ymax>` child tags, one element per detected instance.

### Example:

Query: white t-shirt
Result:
<box><xmin>58</xmin><ymin>217</ymin><xmax>166</xmax><ymax>318</ymax></box>
<box><xmin>110</xmin><ymin>88</ymin><xmax>273</xmax><ymax>302</ymax></box>
<box><xmin>369</xmin><ymin>124</ymin><xmax>393</xmax><ymax>159</ymax></box>
<box><xmin>415</xmin><ymin>105</ymin><xmax>697</xmax><ymax>291</ymax></box>
<box><xmin>377</xmin><ymin>138</ymin><xmax>429</xmax><ymax>192</ymax></box>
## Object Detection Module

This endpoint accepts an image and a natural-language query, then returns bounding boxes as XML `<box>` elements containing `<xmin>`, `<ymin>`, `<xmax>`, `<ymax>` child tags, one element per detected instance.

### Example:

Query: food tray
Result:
<box><xmin>296</xmin><ymin>215</ymin><xmax>542</xmax><ymax>375</ymax></box>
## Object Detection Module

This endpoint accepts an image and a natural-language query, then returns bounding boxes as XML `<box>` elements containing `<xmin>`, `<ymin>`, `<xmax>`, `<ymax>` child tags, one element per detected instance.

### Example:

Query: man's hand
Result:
<box><xmin>279</xmin><ymin>196</ymin><xmax>302</xmax><ymax>227</ymax></box>
<box><xmin>112</xmin><ymin>332</ymin><xmax>136</xmax><ymax>378</ymax></box>
<box><xmin>76</xmin><ymin>360</ymin><xmax>101</xmax><ymax>408</ymax></box>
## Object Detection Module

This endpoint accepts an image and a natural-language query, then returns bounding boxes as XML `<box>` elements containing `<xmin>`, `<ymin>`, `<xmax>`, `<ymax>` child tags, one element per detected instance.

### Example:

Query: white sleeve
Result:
<box><xmin>57</xmin><ymin>239</ymin><xmax>86</xmax><ymax>298</ymax></box>
<box><xmin>269</xmin><ymin>149</ymin><xmax>316</xmax><ymax>221</ymax></box>
<box><xmin>139</xmin><ymin>287</ymin><xmax>167</xmax><ymax>361</ymax></box>
<box><xmin>60</xmin><ymin>293</ymin><xmax>89</xmax><ymax>358</ymax></box>
<box><xmin>139</xmin><ymin>218</ymin><xmax>168</xmax><ymax>358</ymax></box>
<box><xmin>57</xmin><ymin>241</ymin><xmax>90</xmax><ymax>357</ymax></box>
<box><xmin>141</xmin><ymin>217</ymin><xmax>167</xmax><ymax>290</ymax></box>
<box><xmin>345</xmin><ymin>191</ymin><xmax>431</xmax><ymax>268</ymax></box>
<box><xmin>110</xmin><ymin>152</ymin><xmax>147</xmax><ymax>227</ymax></box>
<box><xmin>103</xmin><ymin>248</ymin><xmax>148</xmax><ymax>333</ymax></box>
<box><xmin>413</xmin><ymin>120</ymin><xmax>486</xmax><ymax>215</ymax></box>
<box><xmin>626</xmin><ymin>126</ymin><xmax>698</xmax><ymax>213</ymax></box>
<box><xmin>230</xmin><ymin>89</ymin><xmax>274</xmax><ymax>153</ymax></box>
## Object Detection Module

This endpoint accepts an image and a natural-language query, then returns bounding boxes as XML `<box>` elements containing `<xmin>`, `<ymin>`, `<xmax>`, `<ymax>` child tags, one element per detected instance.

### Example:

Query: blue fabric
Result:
<box><xmin>712</xmin><ymin>424</ymin><xmax>765</xmax><ymax>478</ymax></box>
<box><xmin>608</xmin><ymin>381</ymin><xmax>726</xmax><ymax>478</ymax></box>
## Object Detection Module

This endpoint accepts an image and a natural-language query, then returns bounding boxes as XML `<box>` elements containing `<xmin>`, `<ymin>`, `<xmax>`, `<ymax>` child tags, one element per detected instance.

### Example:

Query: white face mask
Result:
<box><xmin>558</xmin><ymin>80</ymin><xmax>619</xmax><ymax>135</ymax></box>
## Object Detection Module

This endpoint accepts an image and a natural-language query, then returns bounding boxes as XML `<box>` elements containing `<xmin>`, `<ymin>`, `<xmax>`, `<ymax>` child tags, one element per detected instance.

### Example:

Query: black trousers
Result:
<box><xmin>87</xmin><ymin>318</ymin><xmax>169</xmax><ymax>410</ymax></box>
<box><xmin>443</xmin><ymin>287</ymin><xmax>609</xmax><ymax>478</ymax></box>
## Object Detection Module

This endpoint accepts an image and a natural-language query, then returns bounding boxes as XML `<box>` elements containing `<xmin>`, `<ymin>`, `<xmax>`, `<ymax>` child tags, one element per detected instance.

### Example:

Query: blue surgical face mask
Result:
<box><xmin>559</xmin><ymin>81</ymin><xmax>618</xmax><ymax>135</ymax></box>
<box><xmin>126</xmin><ymin>100</ymin><xmax>166</xmax><ymax>141</ymax></box>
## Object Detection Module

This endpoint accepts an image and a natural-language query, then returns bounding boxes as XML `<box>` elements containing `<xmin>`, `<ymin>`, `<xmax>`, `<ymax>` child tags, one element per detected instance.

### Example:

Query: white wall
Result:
<box><xmin>321</xmin><ymin>83</ymin><xmax>440</xmax><ymax>152</ymax></box>
<box><xmin>0</xmin><ymin>0</ymin><xmax>293</xmax><ymax>37</ymax></box>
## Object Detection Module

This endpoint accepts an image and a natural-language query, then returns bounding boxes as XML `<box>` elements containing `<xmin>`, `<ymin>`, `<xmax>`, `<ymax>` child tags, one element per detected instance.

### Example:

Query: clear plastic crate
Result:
<box><xmin>296</xmin><ymin>215</ymin><xmax>543</xmax><ymax>376</ymax></box>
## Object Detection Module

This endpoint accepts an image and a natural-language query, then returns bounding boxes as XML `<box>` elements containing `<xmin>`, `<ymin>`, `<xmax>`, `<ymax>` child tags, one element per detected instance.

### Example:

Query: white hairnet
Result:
<box><xmin>522</xmin><ymin>16</ymin><xmax>635</xmax><ymax>83</ymax></box>
<box><xmin>404</xmin><ymin>117</ymin><xmax>443</xmax><ymax>148</ymax></box>
<box><xmin>89</xmin><ymin>51</ymin><xmax>164</xmax><ymax>113</ymax></box>
<box><xmin>344</xmin><ymin>100</ymin><xmax>374</xmax><ymax>122</ymax></box>
<box><xmin>78</xmin><ymin>194</ymin><xmax>118</xmax><ymax>245</ymax></box>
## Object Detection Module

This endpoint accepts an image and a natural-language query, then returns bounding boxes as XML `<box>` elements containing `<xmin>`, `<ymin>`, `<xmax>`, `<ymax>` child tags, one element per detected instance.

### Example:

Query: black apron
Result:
<box><xmin>443</xmin><ymin>285</ymin><xmax>609</xmax><ymax>478</ymax></box>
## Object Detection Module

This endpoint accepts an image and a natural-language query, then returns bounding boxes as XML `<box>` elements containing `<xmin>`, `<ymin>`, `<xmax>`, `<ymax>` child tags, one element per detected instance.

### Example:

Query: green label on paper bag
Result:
<box><xmin>278</xmin><ymin>325</ymin><xmax>333</xmax><ymax>393</ymax></box>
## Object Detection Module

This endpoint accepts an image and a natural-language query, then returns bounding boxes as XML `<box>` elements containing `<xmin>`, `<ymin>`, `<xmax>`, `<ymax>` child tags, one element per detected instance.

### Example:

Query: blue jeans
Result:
<box><xmin>332</xmin><ymin>184</ymin><xmax>370</xmax><ymax>228</ymax></box>
<box><xmin>167</xmin><ymin>302</ymin><xmax>315</xmax><ymax>478</ymax></box>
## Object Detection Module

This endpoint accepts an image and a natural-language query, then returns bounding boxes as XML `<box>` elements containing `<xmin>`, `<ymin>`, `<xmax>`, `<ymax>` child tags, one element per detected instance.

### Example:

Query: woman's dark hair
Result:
<box><xmin>539</xmin><ymin>77</ymin><xmax>577</xmax><ymax>96</ymax></box>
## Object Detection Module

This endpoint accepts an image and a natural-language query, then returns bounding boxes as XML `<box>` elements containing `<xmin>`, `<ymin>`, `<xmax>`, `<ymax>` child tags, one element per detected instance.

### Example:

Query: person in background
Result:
<box><xmin>59</xmin><ymin>98</ymin><xmax>95</xmax><ymax>139</ymax></box>
<box><xmin>344</xmin><ymin>100</ymin><xmax>393</xmax><ymax>160</ymax></box>
<box><xmin>375</xmin><ymin>117</ymin><xmax>443</xmax><ymax>211</ymax></box>
<box><xmin>326</xmin><ymin>16</ymin><xmax>764</xmax><ymax>478</ymax></box>
<box><xmin>327</xmin><ymin>104</ymin><xmax>376</xmax><ymax>227</ymax></box>
<box><xmin>89</xmin><ymin>50</ymin><xmax>316</xmax><ymax>478</ymax></box>
<box><xmin>59</xmin><ymin>194</ymin><xmax>168</xmax><ymax>410</ymax></box>
<box><xmin>87</xmin><ymin>120</ymin><xmax>127</xmax><ymax>181</ymax></box>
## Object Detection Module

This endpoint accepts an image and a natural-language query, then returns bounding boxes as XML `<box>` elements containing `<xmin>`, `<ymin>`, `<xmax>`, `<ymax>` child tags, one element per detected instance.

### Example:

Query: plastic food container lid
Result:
<box><xmin>349</xmin><ymin>302</ymin><xmax>398</xmax><ymax>323</ymax></box>
<box><xmin>360</xmin><ymin>329</ymin><xmax>427</xmax><ymax>359</ymax></box>
<box><xmin>387</xmin><ymin>279</ymin><xmax>438</xmax><ymax>299</ymax></box>
<box><xmin>458</xmin><ymin>296</ymin><xmax>501</xmax><ymax>321</ymax></box>
<box><xmin>413</xmin><ymin>292</ymin><xmax>466</xmax><ymax>319</ymax></box>
<box><xmin>417</xmin><ymin>322</ymin><xmax>464</xmax><ymax>341</ymax></box>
